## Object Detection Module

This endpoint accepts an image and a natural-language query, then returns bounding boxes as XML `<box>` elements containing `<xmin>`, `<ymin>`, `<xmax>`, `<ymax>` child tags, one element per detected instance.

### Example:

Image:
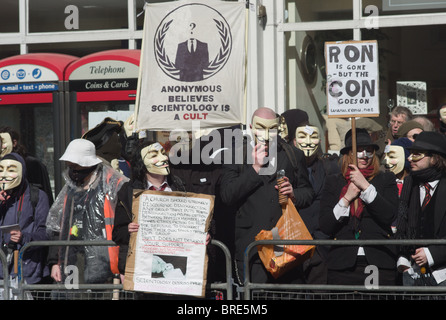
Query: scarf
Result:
<box><xmin>339</xmin><ymin>166</ymin><xmax>375</xmax><ymax>219</ymax></box>
<box><xmin>395</xmin><ymin>166</ymin><xmax>443</xmax><ymax>241</ymax></box>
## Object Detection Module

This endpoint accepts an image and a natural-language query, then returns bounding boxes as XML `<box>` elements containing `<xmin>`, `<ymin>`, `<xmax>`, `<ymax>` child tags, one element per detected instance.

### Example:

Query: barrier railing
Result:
<box><xmin>0</xmin><ymin>250</ymin><xmax>10</xmax><ymax>300</ymax></box>
<box><xmin>209</xmin><ymin>239</ymin><xmax>234</xmax><ymax>300</ymax></box>
<box><xmin>243</xmin><ymin>239</ymin><xmax>446</xmax><ymax>300</ymax></box>
<box><xmin>16</xmin><ymin>239</ymin><xmax>233</xmax><ymax>300</ymax></box>
<box><xmin>14</xmin><ymin>238</ymin><xmax>446</xmax><ymax>300</ymax></box>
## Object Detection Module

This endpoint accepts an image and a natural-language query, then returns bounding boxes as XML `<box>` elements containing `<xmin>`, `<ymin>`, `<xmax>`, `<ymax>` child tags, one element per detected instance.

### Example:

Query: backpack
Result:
<box><xmin>28</xmin><ymin>183</ymin><xmax>40</xmax><ymax>219</ymax></box>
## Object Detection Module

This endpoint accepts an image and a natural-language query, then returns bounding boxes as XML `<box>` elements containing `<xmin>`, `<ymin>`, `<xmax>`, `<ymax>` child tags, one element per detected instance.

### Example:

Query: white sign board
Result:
<box><xmin>325</xmin><ymin>40</ymin><xmax>379</xmax><ymax>118</ymax></box>
<box><xmin>124</xmin><ymin>190</ymin><xmax>214</xmax><ymax>297</ymax></box>
<box><xmin>68</xmin><ymin>60</ymin><xmax>139</xmax><ymax>80</ymax></box>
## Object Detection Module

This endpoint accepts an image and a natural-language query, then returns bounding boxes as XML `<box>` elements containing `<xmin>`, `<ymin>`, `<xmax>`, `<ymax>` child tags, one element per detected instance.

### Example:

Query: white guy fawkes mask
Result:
<box><xmin>294</xmin><ymin>125</ymin><xmax>320</xmax><ymax>157</ymax></box>
<box><xmin>383</xmin><ymin>145</ymin><xmax>405</xmax><ymax>175</ymax></box>
<box><xmin>124</xmin><ymin>113</ymin><xmax>135</xmax><ymax>137</ymax></box>
<box><xmin>0</xmin><ymin>133</ymin><xmax>13</xmax><ymax>158</ymax></box>
<box><xmin>251</xmin><ymin>116</ymin><xmax>279</xmax><ymax>145</ymax></box>
<box><xmin>141</xmin><ymin>142</ymin><xmax>170</xmax><ymax>176</ymax></box>
<box><xmin>440</xmin><ymin>107</ymin><xmax>446</xmax><ymax>125</ymax></box>
<box><xmin>0</xmin><ymin>159</ymin><xmax>22</xmax><ymax>191</ymax></box>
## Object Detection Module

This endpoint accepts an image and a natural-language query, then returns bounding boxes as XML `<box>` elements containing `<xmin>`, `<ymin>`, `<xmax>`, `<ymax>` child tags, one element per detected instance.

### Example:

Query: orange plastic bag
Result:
<box><xmin>255</xmin><ymin>198</ymin><xmax>315</xmax><ymax>279</ymax></box>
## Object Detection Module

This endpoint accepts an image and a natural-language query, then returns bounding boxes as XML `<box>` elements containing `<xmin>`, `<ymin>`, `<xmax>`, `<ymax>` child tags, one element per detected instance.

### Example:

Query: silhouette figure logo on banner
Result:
<box><xmin>175</xmin><ymin>23</ymin><xmax>210</xmax><ymax>81</ymax></box>
<box><xmin>154</xmin><ymin>3</ymin><xmax>232</xmax><ymax>82</ymax></box>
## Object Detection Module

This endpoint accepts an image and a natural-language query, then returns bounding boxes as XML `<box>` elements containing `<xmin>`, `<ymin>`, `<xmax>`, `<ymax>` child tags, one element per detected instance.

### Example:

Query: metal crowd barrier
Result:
<box><xmin>209</xmin><ymin>239</ymin><xmax>234</xmax><ymax>300</ymax></box>
<box><xmin>243</xmin><ymin>239</ymin><xmax>446</xmax><ymax>300</ymax></box>
<box><xmin>16</xmin><ymin>239</ymin><xmax>233</xmax><ymax>300</ymax></box>
<box><xmin>0</xmin><ymin>250</ymin><xmax>10</xmax><ymax>300</ymax></box>
<box><xmin>13</xmin><ymin>238</ymin><xmax>446</xmax><ymax>300</ymax></box>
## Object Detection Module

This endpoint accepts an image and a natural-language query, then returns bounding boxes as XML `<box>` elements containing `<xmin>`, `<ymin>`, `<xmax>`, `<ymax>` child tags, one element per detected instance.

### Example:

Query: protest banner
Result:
<box><xmin>135</xmin><ymin>0</ymin><xmax>246</xmax><ymax>132</ymax></box>
<box><xmin>325</xmin><ymin>40</ymin><xmax>379</xmax><ymax>118</ymax></box>
<box><xmin>123</xmin><ymin>190</ymin><xmax>214</xmax><ymax>297</ymax></box>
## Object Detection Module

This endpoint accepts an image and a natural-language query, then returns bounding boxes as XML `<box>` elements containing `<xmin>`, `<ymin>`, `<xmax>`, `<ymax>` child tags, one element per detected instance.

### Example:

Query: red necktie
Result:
<box><xmin>422</xmin><ymin>183</ymin><xmax>432</xmax><ymax>209</ymax></box>
<box><xmin>149</xmin><ymin>183</ymin><xmax>167</xmax><ymax>191</ymax></box>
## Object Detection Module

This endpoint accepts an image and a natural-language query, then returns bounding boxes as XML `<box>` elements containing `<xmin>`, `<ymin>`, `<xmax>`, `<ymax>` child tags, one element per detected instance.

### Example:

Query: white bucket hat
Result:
<box><xmin>59</xmin><ymin>138</ymin><xmax>102</xmax><ymax>167</ymax></box>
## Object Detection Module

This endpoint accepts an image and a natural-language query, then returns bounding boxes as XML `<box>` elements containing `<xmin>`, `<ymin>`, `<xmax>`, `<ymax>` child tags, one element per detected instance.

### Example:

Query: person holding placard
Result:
<box><xmin>319</xmin><ymin>128</ymin><xmax>399</xmax><ymax>286</ymax></box>
<box><xmin>112</xmin><ymin>140</ymin><xmax>214</xmax><ymax>299</ymax></box>
<box><xmin>112</xmin><ymin>140</ymin><xmax>188</xmax><ymax>274</ymax></box>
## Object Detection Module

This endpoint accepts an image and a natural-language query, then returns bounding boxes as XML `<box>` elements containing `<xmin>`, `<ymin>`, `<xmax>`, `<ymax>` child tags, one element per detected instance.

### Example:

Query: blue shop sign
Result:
<box><xmin>0</xmin><ymin>82</ymin><xmax>58</xmax><ymax>93</ymax></box>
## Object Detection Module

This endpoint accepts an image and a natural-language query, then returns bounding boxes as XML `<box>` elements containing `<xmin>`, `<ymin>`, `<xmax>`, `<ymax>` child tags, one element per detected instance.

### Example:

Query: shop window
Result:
<box><xmin>286</xmin><ymin>0</ymin><xmax>353</xmax><ymax>23</ymax></box>
<box><xmin>0</xmin><ymin>1</ymin><xmax>19</xmax><ymax>32</ymax></box>
<box><xmin>285</xmin><ymin>29</ymin><xmax>353</xmax><ymax>115</ymax></box>
<box><xmin>361</xmin><ymin>25</ymin><xmax>446</xmax><ymax>122</ymax></box>
<box><xmin>364</xmin><ymin>0</ymin><xmax>446</xmax><ymax>16</ymax></box>
<box><xmin>79</xmin><ymin>102</ymin><xmax>134</xmax><ymax>135</ymax></box>
<box><xmin>0</xmin><ymin>46</ymin><xmax>20</xmax><ymax>60</ymax></box>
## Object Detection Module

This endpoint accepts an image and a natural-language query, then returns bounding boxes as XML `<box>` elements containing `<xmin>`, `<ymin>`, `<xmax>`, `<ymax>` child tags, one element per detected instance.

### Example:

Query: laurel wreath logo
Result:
<box><xmin>154</xmin><ymin>18</ymin><xmax>232</xmax><ymax>81</ymax></box>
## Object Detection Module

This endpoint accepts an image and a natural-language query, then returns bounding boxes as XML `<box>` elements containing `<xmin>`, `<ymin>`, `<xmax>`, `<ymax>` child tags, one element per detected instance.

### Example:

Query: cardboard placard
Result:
<box><xmin>123</xmin><ymin>190</ymin><xmax>214</xmax><ymax>297</ymax></box>
<box><xmin>325</xmin><ymin>40</ymin><xmax>379</xmax><ymax>118</ymax></box>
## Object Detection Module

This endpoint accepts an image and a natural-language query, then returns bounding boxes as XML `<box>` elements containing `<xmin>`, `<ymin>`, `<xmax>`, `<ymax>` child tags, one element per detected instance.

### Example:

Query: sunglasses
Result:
<box><xmin>356</xmin><ymin>146</ymin><xmax>375</xmax><ymax>159</ymax></box>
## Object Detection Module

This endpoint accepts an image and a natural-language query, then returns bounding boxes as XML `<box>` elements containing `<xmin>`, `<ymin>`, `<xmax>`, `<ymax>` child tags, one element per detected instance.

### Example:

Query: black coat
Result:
<box><xmin>319</xmin><ymin>171</ymin><xmax>398</xmax><ymax>270</ymax></box>
<box><xmin>420</xmin><ymin>177</ymin><xmax>446</xmax><ymax>268</ymax></box>
<box><xmin>397</xmin><ymin>176</ymin><xmax>446</xmax><ymax>271</ymax></box>
<box><xmin>220</xmin><ymin>141</ymin><xmax>314</xmax><ymax>262</ymax></box>
<box><xmin>299</xmin><ymin>155</ymin><xmax>340</xmax><ymax>239</ymax></box>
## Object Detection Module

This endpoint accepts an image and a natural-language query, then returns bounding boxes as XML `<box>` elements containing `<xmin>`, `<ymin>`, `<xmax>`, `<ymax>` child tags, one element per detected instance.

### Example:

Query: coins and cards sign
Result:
<box><xmin>68</xmin><ymin>60</ymin><xmax>139</xmax><ymax>92</ymax></box>
<box><xmin>325</xmin><ymin>40</ymin><xmax>379</xmax><ymax>118</ymax></box>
